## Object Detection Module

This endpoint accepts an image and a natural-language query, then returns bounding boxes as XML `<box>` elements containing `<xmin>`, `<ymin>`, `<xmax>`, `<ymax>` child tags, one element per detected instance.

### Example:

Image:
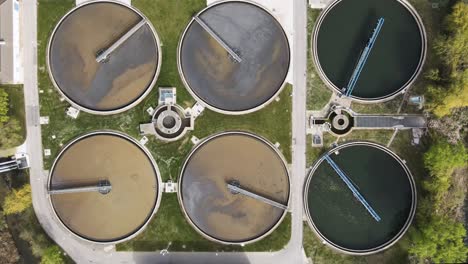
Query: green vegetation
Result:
<box><xmin>0</xmin><ymin>180</ymin><xmax>19</xmax><ymax>264</ymax></box>
<box><xmin>0</xmin><ymin>88</ymin><xmax>8</xmax><ymax>123</ymax></box>
<box><xmin>41</xmin><ymin>246</ymin><xmax>65</xmax><ymax>264</ymax></box>
<box><xmin>409</xmin><ymin>214</ymin><xmax>467</xmax><ymax>263</ymax></box>
<box><xmin>407</xmin><ymin>136</ymin><xmax>468</xmax><ymax>263</ymax></box>
<box><xmin>3</xmin><ymin>184</ymin><xmax>32</xmax><ymax>215</ymax></box>
<box><xmin>400</xmin><ymin>3</ymin><xmax>468</xmax><ymax>263</ymax></box>
<box><xmin>351</xmin><ymin>95</ymin><xmax>403</xmax><ymax>114</ymax></box>
<box><xmin>0</xmin><ymin>85</ymin><xmax>26</xmax><ymax>150</ymax></box>
<box><xmin>424</xmin><ymin>1</ymin><xmax>468</xmax><ymax>116</ymax></box>
<box><xmin>423</xmin><ymin>140</ymin><xmax>467</xmax><ymax>203</ymax></box>
<box><xmin>306</xmin><ymin>1</ymin><xmax>468</xmax><ymax>264</ymax></box>
<box><xmin>0</xmin><ymin>171</ymin><xmax>70</xmax><ymax>263</ymax></box>
<box><xmin>38</xmin><ymin>0</ymin><xmax>292</xmax><ymax>253</ymax></box>
<box><xmin>307</xmin><ymin>8</ymin><xmax>332</xmax><ymax>110</ymax></box>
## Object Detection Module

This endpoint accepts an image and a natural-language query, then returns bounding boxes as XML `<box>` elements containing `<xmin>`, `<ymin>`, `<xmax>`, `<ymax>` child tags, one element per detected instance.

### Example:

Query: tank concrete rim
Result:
<box><xmin>47</xmin><ymin>130</ymin><xmax>163</xmax><ymax>244</ymax></box>
<box><xmin>326</xmin><ymin>110</ymin><xmax>354</xmax><ymax>137</ymax></box>
<box><xmin>311</xmin><ymin>0</ymin><xmax>427</xmax><ymax>103</ymax></box>
<box><xmin>177</xmin><ymin>0</ymin><xmax>291</xmax><ymax>115</ymax></box>
<box><xmin>332</xmin><ymin>114</ymin><xmax>350</xmax><ymax>130</ymax></box>
<box><xmin>46</xmin><ymin>0</ymin><xmax>163</xmax><ymax>115</ymax></box>
<box><xmin>156</xmin><ymin>109</ymin><xmax>182</xmax><ymax>134</ymax></box>
<box><xmin>303</xmin><ymin>141</ymin><xmax>417</xmax><ymax>255</ymax></box>
<box><xmin>152</xmin><ymin>104</ymin><xmax>191</xmax><ymax>142</ymax></box>
<box><xmin>177</xmin><ymin>131</ymin><xmax>291</xmax><ymax>245</ymax></box>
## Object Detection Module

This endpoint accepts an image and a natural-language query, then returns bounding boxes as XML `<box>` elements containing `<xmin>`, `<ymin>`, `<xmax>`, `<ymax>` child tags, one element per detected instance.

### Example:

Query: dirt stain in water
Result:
<box><xmin>49</xmin><ymin>2</ymin><xmax>158</xmax><ymax>112</ymax></box>
<box><xmin>181</xmin><ymin>133</ymin><xmax>289</xmax><ymax>243</ymax></box>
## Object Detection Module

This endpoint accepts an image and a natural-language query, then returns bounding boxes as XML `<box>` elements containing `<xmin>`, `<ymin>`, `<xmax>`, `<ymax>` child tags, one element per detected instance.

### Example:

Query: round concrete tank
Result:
<box><xmin>312</xmin><ymin>0</ymin><xmax>426</xmax><ymax>102</ymax></box>
<box><xmin>304</xmin><ymin>142</ymin><xmax>417</xmax><ymax>254</ymax></box>
<box><xmin>48</xmin><ymin>131</ymin><xmax>162</xmax><ymax>243</ymax></box>
<box><xmin>47</xmin><ymin>0</ymin><xmax>162</xmax><ymax>114</ymax></box>
<box><xmin>178</xmin><ymin>131</ymin><xmax>290</xmax><ymax>244</ymax></box>
<box><xmin>178</xmin><ymin>0</ymin><xmax>291</xmax><ymax>114</ymax></box>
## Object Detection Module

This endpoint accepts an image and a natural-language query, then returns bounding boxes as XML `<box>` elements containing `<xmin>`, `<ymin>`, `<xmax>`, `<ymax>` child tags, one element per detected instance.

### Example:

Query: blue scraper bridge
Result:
<box><xmin>343</xmin><ymin>17</ymin><xmax>385</xmax><ymax>97</ymax></box>
<box><xmin>324</xmin><ymin>154</ymin><xmax>381</xmax><ymax>222</ymax></box>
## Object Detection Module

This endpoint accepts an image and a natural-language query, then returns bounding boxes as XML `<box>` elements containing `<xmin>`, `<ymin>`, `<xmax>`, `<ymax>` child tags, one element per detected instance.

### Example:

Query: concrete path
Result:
<box><xmin>354</xmin><ymin>115</ymin><xmax>426</xmax><ymax>129</ymax></box>
<box><xmin>76</xmin><ymin>0</ymin><xmax>131</xmax><ymax>5</ymax></box>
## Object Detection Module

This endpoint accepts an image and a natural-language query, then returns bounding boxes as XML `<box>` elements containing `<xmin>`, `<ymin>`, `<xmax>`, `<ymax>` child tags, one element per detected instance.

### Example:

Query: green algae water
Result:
<box><xmin>315</xmin><ymin>0</ymin><xmax>424</xmax><ymax>100</ymax></box>
<box><xmin>305</xmin><ymin>143</ymin><xmax>416</xmax><ymax>252</ymax></box>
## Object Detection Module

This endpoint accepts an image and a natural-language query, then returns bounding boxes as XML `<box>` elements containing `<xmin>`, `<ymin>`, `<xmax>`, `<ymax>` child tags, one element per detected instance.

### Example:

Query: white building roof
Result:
<box><xmin>0</xmin><ymin>0</ymin><xmax>22</xmax><ymax>84</ymax></box>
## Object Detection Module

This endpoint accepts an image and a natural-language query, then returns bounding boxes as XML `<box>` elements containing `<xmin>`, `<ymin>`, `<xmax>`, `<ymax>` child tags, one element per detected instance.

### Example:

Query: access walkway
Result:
<box><xmin>355</xmin><ymin>115</ymin><xmax>426</xmax><ymax>129</ymax></box>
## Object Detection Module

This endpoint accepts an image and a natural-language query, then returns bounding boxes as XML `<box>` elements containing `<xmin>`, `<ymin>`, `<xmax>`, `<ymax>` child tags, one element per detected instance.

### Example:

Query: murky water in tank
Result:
<box><xmin>181</xmin><ymin>133</ymin><xmax>289</xmax><ymax>242</ymax></box>
<box><xmin>307</xmin><ymin>144</ymin><xmax>414</xmax><ymax>250</ymax></box>
<box><xmin>180</xmin><ymin>2</ymin><xmax>290</xmax><ymax>112</ymax></box>
<box><xmin>49</xmin><ymin>3</ymin><xmax>158</xmax><ymax>111</ymax></box>
<box><xmin>316</xmin><ymin>0</ymin><xmax>423</xmax><ymax>99</ymax></box>
<box><xmin>50</xmin><ymin>134</ymin><xmax>158</xmax><ymax>242</ymax></box>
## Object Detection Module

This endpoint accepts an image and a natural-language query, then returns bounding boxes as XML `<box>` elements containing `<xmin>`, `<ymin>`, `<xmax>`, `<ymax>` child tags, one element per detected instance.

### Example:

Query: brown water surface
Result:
<box><xmin>180</xmin><ymin>133</ymin><xmax>289</xmax><ymax>243</ymax></box>
<box><xmin>49</xmin><ymin>2</ymin><xmax>159</xmax><ymax>112</ymax></box>
<box><xmin>50</xmin><ymin>133</ymin><xmax>159</xmax><ymax>242</ymax></box>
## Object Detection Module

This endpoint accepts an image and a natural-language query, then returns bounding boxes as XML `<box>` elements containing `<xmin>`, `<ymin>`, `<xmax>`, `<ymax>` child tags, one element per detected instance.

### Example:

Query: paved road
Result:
<box><xmin>24</xmin><ymin>0</ymin><xmax>310</xmax><ymax>263</ymax></box>
<box><xmin>355</xmin><ymin>115</ymin><xmax>426</xmax><ymax>128</ymax></box>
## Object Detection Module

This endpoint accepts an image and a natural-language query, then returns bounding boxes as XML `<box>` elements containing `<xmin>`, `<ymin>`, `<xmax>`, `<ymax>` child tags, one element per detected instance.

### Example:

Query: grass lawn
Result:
<box><xmin>307</xmin><ymin>8</ymin><xmax>332</xmax><ymax>111</ymax></box>
<box><xmin>303</xmin><ymin>222</ymin><xmax>410</xmax><ymax>264</ymax></box>
<box><xmin>0</xmin><ymin>85</ymin><xmax>26</xmax><ymax>152</ymax></box>
<box><xmin>38</xmin><ymin>0</ymin><xmax>292</xmax><ymax>252</ymax></box>
<box><xmin>351</xmin><ymin>95</ymin><xmax>404</xmax><ymax>114</ymax></box>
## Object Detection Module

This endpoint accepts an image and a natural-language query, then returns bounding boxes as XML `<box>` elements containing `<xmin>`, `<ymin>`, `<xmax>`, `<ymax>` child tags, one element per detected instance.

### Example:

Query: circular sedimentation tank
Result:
<box><xmin>47</xmin><ymin>0</ymin><xmax>162</xmax><ymax>114</ymax></box>
<box><xmin>48</xmin><ymin>131</ymin><xmax>161</xmax><ymax>243</ymax></box>
<box><xmin>312</xmin><ymin>0</ymin><xmax>426</xmax><ymax>102</ymax></box>
<box><xmin>179</xmin><ymin>132</ymin><xmax>290</xmax><ymax>244</ymax></box>
<box><xmin>304</xmin><ymin>142</ymin><xmax>416</xmax><ymax>254</ymax></box>
<box><xmin>178</xmin><ymin>0</ymin><xmax>291</xmax><ymax>114</ymax></box>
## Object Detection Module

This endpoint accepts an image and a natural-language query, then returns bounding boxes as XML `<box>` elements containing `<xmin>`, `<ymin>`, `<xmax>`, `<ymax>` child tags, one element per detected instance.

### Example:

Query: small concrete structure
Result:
<box><xmin>0</xmin><ymin>0</ymin><xmax>22</xmax><ymax>84</ymax></box>
<box><xmin>189</xmin><ymin>102</ymin><xmax>205</xmax><ymax>118</ymax></box>
<box><xmin>162</xmin><ymin>180</ymin><xmax>177</xmax><ymax>193</ymax></box>
<box><xmin>408</xmin><ymin>95</ymin><xmax>424</xmax><ymax>110</ymax></box>
<box><xmin>159</xmin><ymin>87</ymin><xmax>176</xmax><ymax>105</ymax></box>
<box><xmin>139</xmin><ymin>136</ymin><xmax>148</xmax><ymax>146</ymax></box>
<box><xmin>140</xmin><ymin>87</ymin><xmax>194</xmax><ymax>142</ymax></box>
<box><xmin>191</xmin><ymin>136</ymin><xmax>200</xmax><ymax>145</ymax></box>
<box><xmin>66</xmin><ymin>106</ymin><xmax>80</xmax><ymax>119</ymax></box>
<box><xmin>146</xmin><ymin>106</ymin><xmax>155</xmax><ymax>116</ymax></box>
<box><xmin>44</xmin><ymin>149</ymin><xmax>51</xmax><ymax>157</ymax></box>
<box><xmin>40</xmin><ymin>116</ymin><xmax>49</xmax><ymax>125</ymax></box>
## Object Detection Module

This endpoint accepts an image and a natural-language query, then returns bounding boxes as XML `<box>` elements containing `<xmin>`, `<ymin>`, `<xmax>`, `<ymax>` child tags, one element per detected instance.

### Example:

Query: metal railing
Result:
<box><xmin>344</xmin><ymin>18</ymin><xmax>385</xmax><ymax>97</ymax></box>
<box><xmin>324</xmin><ymin>155</ymin><xmax>381</xmax><ymax>221</ymax></box>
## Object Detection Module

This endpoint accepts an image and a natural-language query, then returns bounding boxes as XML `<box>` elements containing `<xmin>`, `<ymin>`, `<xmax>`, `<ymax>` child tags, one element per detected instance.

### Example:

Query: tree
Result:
<box><xmin>434</xmin><ymin>2</ymin><xmax>468</xmax><ymax>75</ymax></box>
<box><xmin>423</xmin><ymin>140</ymin><xmax>467</xmax><ymax>202</ymax></box>
<box><xmin>3</xmin><ymin>184</ymin><xmax>32</xmax><ymax>215</ymax></box>
<box><xmin>409</xmin><ymin>215</ymin><xmax>468</xmax><ymax>263</ymax></box>
<box><xmin>432</xmin><ymin>70</ymin><xmax>468</xmax><ymax>117</ymax></box>
<box><xmin>41</xmin><ymin>246</ymin><xmax>65</xmax><ymax>264</ymax></box>
<box><xmin>427</xmin><ymin>1</ymin><xmax>468</xmax><ymax>117</ymax></box>
<box><xmin>0</xmin><ymin>88</ymin><xmax>9</xmax><ymax>123</ymax></box>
